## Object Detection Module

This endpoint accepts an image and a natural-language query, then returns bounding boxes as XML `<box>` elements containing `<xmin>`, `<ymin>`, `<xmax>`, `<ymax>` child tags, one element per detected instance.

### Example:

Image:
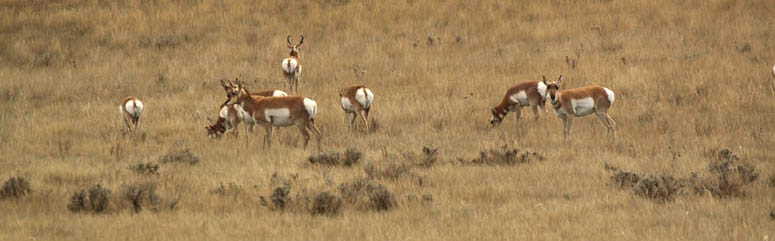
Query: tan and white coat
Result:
<box><xmin>489</xmin><ymin>79</ymin><xmax>548</xmax><ymax>126</ymax></box>
<box><xmin>282</xmin><ymin>35</ymin><xmax>304</xmax><ymax>93</ymax></box>
<box><xmin>339</xmin><ymin>85</ymin><xmax>374</xmax><ymax>133</ymax></box>
<box><xmin>546</xmin><ymin>75</ymin><xmax>616</xmax><ymax>140</ymax></box>
<box><xmin>206</xmin><ymin>88</ymin><xmax>288</xmax><ymax>138</ymax></box>
<box><xmin>120</xmin><ymin>97</ymin><xmax>144</xmax><ymax>134</ymax></box>
<box><xmin>225</xmin><ymin>82</ymin><xmax>321</xmax><ymax>149</ymax></box>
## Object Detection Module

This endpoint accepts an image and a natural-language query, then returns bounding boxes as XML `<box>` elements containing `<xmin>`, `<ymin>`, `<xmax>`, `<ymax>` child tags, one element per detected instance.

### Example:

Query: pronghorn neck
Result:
<box><xmin>550</xmin><ymin>92</ymin><xmax>562</xmax><ymax>109</ymax></box>
<box><xmin>289</xmin><ymin>50</ymin><xmax>299</xmax><ymax>58</ymax></box>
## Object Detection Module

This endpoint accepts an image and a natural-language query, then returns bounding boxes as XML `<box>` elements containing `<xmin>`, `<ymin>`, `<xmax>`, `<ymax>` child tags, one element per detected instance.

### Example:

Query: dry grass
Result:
<box><xmin>1</xmin><ymin>0</ymin><xmax>775</xmax><ymax>240</ymax></box>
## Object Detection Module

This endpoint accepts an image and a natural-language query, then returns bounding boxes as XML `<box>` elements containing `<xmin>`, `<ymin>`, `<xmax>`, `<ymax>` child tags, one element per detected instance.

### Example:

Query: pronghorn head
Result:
<box><xmin>287</xmin><ymin>35</ymin><xmax>304</xmax><ymax>58</ymax></box>
<box><xmin>545</xmin><ymin>75</ymin><xmax>563</xmax><ymax>102</ymax></box>
<box><xmin>489</xmin><ymin>107</ymin><xmax>508</xmax><ymax>127</ymax></box>
<box><xmin>225</xmin><ymin>79</ymin><xmax>251</xmax><ymax>106</ymax></box>
<box><xmin>220</xmin><ymin>79</ymin><xmax>239</xmax><ymax>100</ymax></box>
<box><xmin>205</xmin><ymin>117</ymin><xmax>225</xmax><ymax>139</ymax></box>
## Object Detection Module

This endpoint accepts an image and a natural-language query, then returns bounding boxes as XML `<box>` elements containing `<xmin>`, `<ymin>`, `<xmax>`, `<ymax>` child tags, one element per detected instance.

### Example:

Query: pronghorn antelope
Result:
<box><xmin>545</xmin><ymin>75</ymin><xmax>616</xmax><ymax>140</ymax></box>
<box><xmin>120</xmin><ymin>97</ymin><xmax>144</xmax><ymax>134</ymax></box>
<box><xmin>206</xmin><ymin>80</ymin><xmax>288</xmax><ymax>138</ymax></box>
<box><xmin>282</xmin><ymin>35</ymin><xmax>304</xmax><ymax>93</ymax></box>
<box><xmin>489</xmin><ymin>79</ymin><xmax>548</xmax><ymax>126</ymax></box>
<box><xmin>339</xmin><ymin>85</ymin><xmax>374</xmax><ymax>133</ymax></box>
<box><xmin>225</xmin><ymin>80</ymin><xmax>321</xmax><ymax>149</ymax></box>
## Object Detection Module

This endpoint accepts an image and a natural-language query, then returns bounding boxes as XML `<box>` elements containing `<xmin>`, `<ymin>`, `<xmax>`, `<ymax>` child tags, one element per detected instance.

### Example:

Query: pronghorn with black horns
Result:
<box><xmin>282</xmin><ymin>35</ymin><xmax>304</xmax><ymax>93</ymax></box>
<box><xmin>489</xmin><ymin>78</ymin><xmax>548</xmax><ymax>127</ymax></box>
<box><xmin>339</xmin><ymin>85</ymin><xmax>374</xmax><ymax>133</ymax></box>
<box><xmin>120</xmin><ymin>97</ymin><xmax>144</xmax><ymax>135</ymax></box>
<box><xmin>225</xmin><ymin>80</ymin><xmax>321</xmax><ymax>150</ymax></box>
<box><xmin>206</xmin><ymin>79</ymin><xmax>288</xmax><ymax>138</ymax></box>
<box><xmin>545</xmin><ymin>75</ymin><xmax>616</xmax><ymax>140</ymax></box>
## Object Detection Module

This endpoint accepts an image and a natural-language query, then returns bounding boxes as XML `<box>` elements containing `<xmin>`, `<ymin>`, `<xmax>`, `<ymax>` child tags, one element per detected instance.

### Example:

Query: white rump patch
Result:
<box><xmin>340</xmin><ymin>96</ymin><xmax>353</xmax><ymax>112</ymax></box>
<box><xmin>272</xmin><ymin>90</ymin><xmax>288</xmax><ymax>97</ymax></box>
<box><xmin>282</xmin><ymin>58</ymin><xmax>298</xmax><ymax>74</ymax></box>
<box><xmin>264</xmin><ymin>108</ymin><xmax>294</xmax><ymax>126</ymax></box>
<box><xmin>355</xmin><ymin>88</ymin><xmax>374</xmax><ymax>109</ymax></box>
<box><xmin>123</xmin><ymin>99</ymin><xmax>143</xmax><ymax>117</ymax></box>
<box><xmin>604</xmin><ymin>88</ymin><xmax>615</xmax><ymax>104</ymax></box>
<box><xmin>509</xmin><ymin>91</ymin><xmax>528</xmax><ymax>106</ymax></box>
<box><xmin>571</xmin><ymin>97</ymin><xmax>595</xmax><ymax>116</ymax></box>
<box><xmin>536</xmin><ymin>81</ymin><xmax>547</xmax><ymax>100</ymax></box>
<box><xmin>303</xmin><ymin>98</ymin><xmax>318</xmax><ymax>119</ymax></box>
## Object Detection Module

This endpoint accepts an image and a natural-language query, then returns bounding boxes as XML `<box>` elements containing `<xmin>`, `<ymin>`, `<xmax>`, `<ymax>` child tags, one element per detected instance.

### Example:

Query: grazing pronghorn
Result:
<box><xmin>339</xmin><ymin>85</ymin><xmax>374</xmax><ymax>133</ymax></box>
<box><xmin>120</xmin><ymin>97</ymin><xmax>144</xmax><ymax>135</ymax></box>
<box><xmin>225</xmin><ymin>80</ymin><xmax>321</xmax><ymax>149</ymax></box>
<box><xmin>206</xmin><ymin>80</ymin><xmax>288</xmax><ymax>138</ymax></box>
<box><xmin>545</xmin><ymin>75</ymin><xmax>616</xmax><ymax>140</ymax></box>
<box><xmin>489</xmin><ymin>79</ymin><xmax>548</xmax><ymax>126</ymax></box>
<box><xmin>282</xmin><ymin>35</ymin><xmax>304</xmax><ymax>93</ymax></box>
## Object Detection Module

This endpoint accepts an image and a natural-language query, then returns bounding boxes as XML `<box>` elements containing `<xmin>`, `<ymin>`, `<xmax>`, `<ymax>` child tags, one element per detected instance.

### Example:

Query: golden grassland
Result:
<box><xmin>1</xmin><ymin>0</ymin><xmax>774</xmax><ymax>240</ymax></box>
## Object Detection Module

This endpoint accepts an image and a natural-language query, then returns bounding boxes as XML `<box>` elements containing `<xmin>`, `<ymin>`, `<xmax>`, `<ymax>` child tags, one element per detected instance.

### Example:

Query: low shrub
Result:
<box><xmin>68</xmin><ymin>184</ymin><xmax>111</xmax><ymax>213</ymax></box>
<box><xmin>0</xmin><ymin>176</ymin><xmax>32</xmax><ymax>199</ymax></box>
<box><xmin>159</xmin><ymin>148</ymin><xmax>200</xmax><ymax>165</ymax></box>
<box><xmin>308</xmin><ymin>148</ymin><xmax>362</xmax><ymax>166</ymax></box>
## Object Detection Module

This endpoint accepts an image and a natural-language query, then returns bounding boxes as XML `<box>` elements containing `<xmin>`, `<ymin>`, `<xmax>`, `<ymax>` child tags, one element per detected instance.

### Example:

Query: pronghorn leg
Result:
<box><xmin>349</xmin><ymin>112</ymin><xmax>358</xmax><ymax>130</ymax></box>
<box><xmin>596</xmin><ymin>112</ymin><xmax>611</xmax><ymax>135</ymax></box>
<box><xmin>134</xmin><ymin>116</ymin><xmax>141</xmax><ymax>133</ymax></box>
<box><xmin>295</xmin><ymin>75</ymin><xmax>300</xmax><ymax>94</ymax></box>
<box><xmin>346</xmin><ymin>112</ymin><xmax>354</xmax><ymax>130</ymax></box>
<box><xmin>531</xmin><ymin>105</ymin><xmax>540</xmax><ymax>120</ymax></box>
<box><xmin>298</xmin><ymin>123</ymin><xmax>311</xmax><ymax>149</ymax></box>
<box><xmin>307</xmin><ymin>120</ymin><xmax>323</xmax><ymax>152</ymax></box>
<box><xmin>606</xmin><ymin>114</ymin><xmax>617</xmax><ymax>141</ymax></box>
<box><xmin>244</xmin><ymin>121</ymin><xmax>250</xmax><ymax>148</ymax></box>
<box><xmin>359</xmin><ymin>110</ymin><xmax>369</xmax><ymax>133</ymax></box>
<box><xmin>563</xmin><ymin>117</ymin><xmax>573</xmax><ymax>139</ymax></box>
<box><xmin>263</xmin><ymin>124</ymin><xmax>273</xmax><ymax>148</ymax></box>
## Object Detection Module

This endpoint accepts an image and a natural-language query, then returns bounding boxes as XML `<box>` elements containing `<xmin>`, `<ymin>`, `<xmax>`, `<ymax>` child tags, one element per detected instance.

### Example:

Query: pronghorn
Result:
<box><xmin>120</xmin><ymin>97</ymin><xmax>144</xmax><ymax>135</ymax></box>
<box><xmin>282</xmin><ymin>35</ymin><xmax>304</xmax><ymax>93</ymax></box>
<box><xmin>225</xmin><ymin>80</ymin><xmax>321</xmax><ymax>149</ymax></box>
<box><xmin>339</xmin><ymin>85</ymin><xmax>374</xmax><ymax>133</ymax></box>
<box><xmin>545</xmin><ymin>75</ymin><xmax>616</xmax><ymax>140</ymax></box>
<box><xmin>206</xmin><ymin>80</ymin><xmax>288</xmax><ymax>138</ymax></box>
<box><xmin>489</xmin><ymin>79</ymin><xmax>548</xmax><ymax>126</ymax></box>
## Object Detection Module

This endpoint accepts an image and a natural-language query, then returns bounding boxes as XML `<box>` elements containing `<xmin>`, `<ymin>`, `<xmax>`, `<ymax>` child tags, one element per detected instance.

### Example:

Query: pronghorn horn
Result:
<box><xmin>220</xmin><ymin>79</ymin><xmax>227</xmax><ymax>88</ymax></box>
<box><xmin>542</xmin><ymin>76</ymin><xmax>547</xmax><ymax>83</ymax></box>
<box><xmin>287</xmin><ymin>35</ymin><xmax>293</xmax><ymax>47</ymax></box>
<box><xmin>297</xmin><ymin>35</ymin><xmax>304</xmax><ymax>47</ymax></box>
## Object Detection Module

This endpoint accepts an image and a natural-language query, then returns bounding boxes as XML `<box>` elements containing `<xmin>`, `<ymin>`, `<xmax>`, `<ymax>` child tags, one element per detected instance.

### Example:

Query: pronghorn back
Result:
<box><xmin>340</xmin><ymin>85</ymin><xmax>374</xmax><ymax>112</ymax></box>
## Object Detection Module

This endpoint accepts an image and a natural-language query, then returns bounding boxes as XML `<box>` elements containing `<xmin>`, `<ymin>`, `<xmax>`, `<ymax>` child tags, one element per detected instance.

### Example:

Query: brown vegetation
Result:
<box><xmin>1</xmin><ymin>0</ymin><xmax>774</xmax><ymax>240</ymax></box>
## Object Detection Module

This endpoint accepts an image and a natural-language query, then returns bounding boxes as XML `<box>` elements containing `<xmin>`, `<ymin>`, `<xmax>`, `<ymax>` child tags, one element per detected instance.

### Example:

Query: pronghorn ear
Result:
<box><xmin>491</xmin><ymin>108</ymin><xmax>497</xmax><ymax>115</ymax></box>
<box><xmin>298</xmin><ymin>35</ymin><xmax>304</xmax><ymax>47</ymax></box>
<box><xmin>557</xmin><ymin>75</ymin><xmax>564</xmax><ymax>88</ymax></box>
<box><xmin>207</xmin><ymin>117</ymin><xmax>214</xmax><ymax>123</ymax></box>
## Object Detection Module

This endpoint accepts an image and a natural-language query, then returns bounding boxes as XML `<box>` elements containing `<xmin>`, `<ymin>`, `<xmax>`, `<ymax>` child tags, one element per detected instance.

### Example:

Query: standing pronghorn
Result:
<box><xmin>206</xmin><ymin>80</ymin><xmax>288</xmax><ymax>138</ymax></box>
<box><xmin>489</xmin><ymin>79</ymin><xmax>548</xmax><ymax>126</ymax></box>
<box><xmin>545</xmin><ymin>75</ymin><xmax>616</xmax><ymax>140</ymax></box>
<box><xmin>225</xmin><ymin>80</ymin><xmax>321</xmax><ymax>149</ymax></box>
<box><xmin>120</xmin><ymin>97</ymin><xmax>144</xmax><ymax>135</ymax></box>
<box><xmin>339</xmin><ymin>85</ymin><xmax>374</xmax><ymax>133</ymax></box>
<box><xmin>282</xmin><ymin>35</ymin><xmax>304</xmax><ymax>93</ymax></box>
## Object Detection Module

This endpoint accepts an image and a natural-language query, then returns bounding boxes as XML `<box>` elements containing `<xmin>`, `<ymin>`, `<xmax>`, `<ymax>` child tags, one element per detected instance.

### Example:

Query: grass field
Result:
<box><xmin>1</xmin><ymin>0</ymin><xmax>774</xmax><ymax>240</ymax></box>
